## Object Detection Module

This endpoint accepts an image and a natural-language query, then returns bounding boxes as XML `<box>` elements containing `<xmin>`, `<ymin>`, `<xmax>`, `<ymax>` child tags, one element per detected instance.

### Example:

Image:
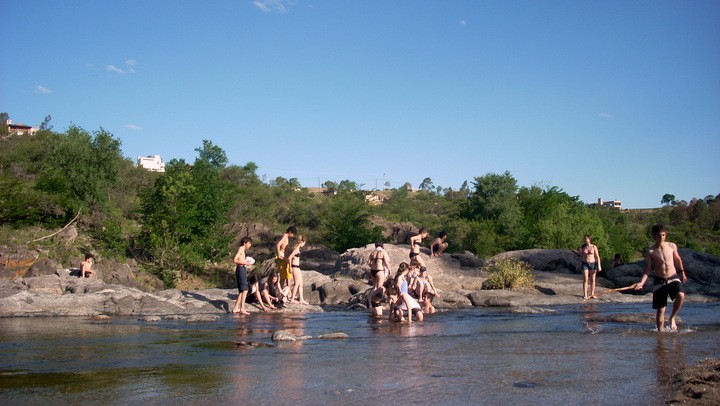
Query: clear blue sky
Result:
<box><xmin>2</xmin><ymin>0</ymin><xmax>718</xmax><ymax>209</ymax></box>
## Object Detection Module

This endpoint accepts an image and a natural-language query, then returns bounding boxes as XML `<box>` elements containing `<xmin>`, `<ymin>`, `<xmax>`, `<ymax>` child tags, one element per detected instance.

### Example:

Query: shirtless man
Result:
<box><xmin>231</xmin><ymin>237</ymin><xmax>254</xmax><ymax>315</ymax></box>
<box><xmin>81</xmin><ymin>254</ymin><xmax>94</xmax><ymax>278</ymax></box>
<box><xmin>633</xmin><ymin>224</ymin><xmax>687</xmax><ymax>332</ymax></box>
<box><xmin>275</xmin><ymin>226</ymin><xmax>297</xmax><ymax>291</ymax></box>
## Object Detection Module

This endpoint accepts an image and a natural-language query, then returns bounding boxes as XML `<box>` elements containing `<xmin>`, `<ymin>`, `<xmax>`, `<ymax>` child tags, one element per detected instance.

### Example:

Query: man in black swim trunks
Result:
<box><xmin>633</xmin><ymin>224</ymin><xmax>687</xmax><ymax>332</ymax></box>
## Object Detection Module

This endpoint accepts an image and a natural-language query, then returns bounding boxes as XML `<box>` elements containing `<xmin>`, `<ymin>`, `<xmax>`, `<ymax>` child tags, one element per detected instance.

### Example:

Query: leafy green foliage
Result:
<box><xmin>320</xmin><ymin>192</ymin><xmax>382</xmax><ymax>252</ymax></box>
<box><xmin>482</xmin><ymin>258</ymin><xmax>535</xmax><ymax>290</ymax></box>
<box><xmin>139</xmin><ymin>144</ymin><xmax>238</xmax><ymax>277</ymax></box>
<box><xmin>1</xmin><ymin>115</ymin><xmax>718</xmax><ymax>285</ymax></box>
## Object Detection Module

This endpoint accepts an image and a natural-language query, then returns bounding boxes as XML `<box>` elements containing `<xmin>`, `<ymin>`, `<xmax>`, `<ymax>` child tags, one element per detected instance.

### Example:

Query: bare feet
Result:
<box><xmin>670</xmin><ymin>318</ymin><xmax>678</xmax><ymax>331</ymax></box>
<box><xmin>299</xmin><ymin>300</ymin><xmax>309</xmax><ymax>305</ymax></box>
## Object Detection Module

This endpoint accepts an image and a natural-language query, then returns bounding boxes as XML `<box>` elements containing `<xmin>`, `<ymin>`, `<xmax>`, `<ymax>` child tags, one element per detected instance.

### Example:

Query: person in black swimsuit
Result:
<box><xmin>367</xmin><ymin>241</ymin><xmax>391</xmax><ymax>306</ymax></box>
<box><xmin>287</xmin><ymin>235</ymin><xmax>308</xmax><ymax>304</ymax></box>
<box><xmin>409</xmin><ymin>227</ymin><xmax>428</xmax><ymax>267</ymax></box>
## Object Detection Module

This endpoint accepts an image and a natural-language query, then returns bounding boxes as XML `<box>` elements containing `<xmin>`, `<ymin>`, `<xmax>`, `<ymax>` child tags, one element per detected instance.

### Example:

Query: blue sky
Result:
<box><xmin>2</xmin><ymin>0</ymin><xmax>718</xmax><ymax>209</ymax></box>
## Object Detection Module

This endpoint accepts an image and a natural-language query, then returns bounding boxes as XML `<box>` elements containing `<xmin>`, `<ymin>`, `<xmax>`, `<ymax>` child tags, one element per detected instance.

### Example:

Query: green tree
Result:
<box><xmin>320</xmin><ymin>193</ymin><xmax>382</xmax><ymax>252</ymax></box>
<box><xmin>419</xmin><ymin>177</ymin><xmax>433</xmax><ymax>192</ymax></box>
<box><xmin>661</xmin><ymin>194</ymin><xmax>676</xmax><ymax>206</ymax></box>
<box><xmin>139</xmin><ymin>142</ymin><xmax>237</xmax><ymax>280</ymax></box>
<box><xmin>0</xmin><ymin>112</ymin><xmax>9</xmax><ymax>137</ymax></box>
<box><xmin>195</xmin><ymin>139</ymin><xmax>228</xmax><ymax>170</ymax></box>
<box><xmin>39</xmin><ymin>115</ymin><xmax>53</xmax><ymax>131</ymax></box>
<box><xmin>462</xmin><ymin>171</ymin><xmax>524</xmax><ymax>252</ymax></box>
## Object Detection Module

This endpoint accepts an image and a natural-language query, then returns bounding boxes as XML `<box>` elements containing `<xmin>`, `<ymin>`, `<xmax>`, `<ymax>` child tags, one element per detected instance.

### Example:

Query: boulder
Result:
<box><xmin>489</xmin><ymin>249</ymin><xmax>580</xmax><ymax>274</ymax></box>
<box><xmin>318</xmin><ymin>332</ymin><xmax>349</xmax><ymax>339</ymax></box>
<box><xmin>0</xmin><ymin>246</ymin><xmax>39</xmax><ymax>278</ymax></box>
<box><xmin>272</xmin><ymin>330</ymin><xmax>299</xmax><ymax>342</ymax></box>
<box><xmin>25</xmin><ymin>258</ymin><xmax>63</xmax><ymax>277</ymax></box>
<box><xmin>317</xmin><ymin>279</ymin><xmax>367</xmax><ymax>305</ymax></box>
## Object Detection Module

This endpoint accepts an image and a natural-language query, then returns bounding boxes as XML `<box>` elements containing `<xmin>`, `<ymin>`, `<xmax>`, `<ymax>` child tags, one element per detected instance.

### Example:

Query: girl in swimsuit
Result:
<box><xmin>388</xmin><ymin>264</ymin><xmax>424</xmax><ymax>323</ymax></box>
<box><xmin>414</xmin><ymin>266</ymin><xmax>439</xmax><ymax>303</ymax></box>
<box><xmin>287</xmin><ymin>235</ymin><xmax>309</xmax><ymax>304</ymax></box>
<box><xmin>367</xmin><ymin>242</ymin><xmax>391</xmax><ymax>305</ymax></box>
<box><xmin>577</xmin><ymin>235</ymin><xmax>602</xmax><ymax>300</ymax></box>
<box><xmin>409</xmin><ymin>227</ymin><xmax>429</xmax><ymax>267</ymax></box>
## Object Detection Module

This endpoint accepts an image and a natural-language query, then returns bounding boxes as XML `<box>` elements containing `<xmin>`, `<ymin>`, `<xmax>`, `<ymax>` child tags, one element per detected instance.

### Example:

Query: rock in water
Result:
<box><xmin>272</xmin><ymin>330</ymin><xmax>299</xmax><ymax>341</ymax></box>
<box><xmin>318</xmin><ymin>332</ymin><xmax>349</xmax><ymax>339</ymax></box>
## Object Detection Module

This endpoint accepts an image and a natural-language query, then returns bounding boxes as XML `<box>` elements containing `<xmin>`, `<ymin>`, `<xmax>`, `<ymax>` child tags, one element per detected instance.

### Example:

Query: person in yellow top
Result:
<box><xmin>275</xmin><ymin>226</ymin><xmax>297</xmax><ymax>291</ymax></box>
<box><xmin>633</xmin><ymin>224</ymin><xmax>687</xmax><ymax>332</ymax></box>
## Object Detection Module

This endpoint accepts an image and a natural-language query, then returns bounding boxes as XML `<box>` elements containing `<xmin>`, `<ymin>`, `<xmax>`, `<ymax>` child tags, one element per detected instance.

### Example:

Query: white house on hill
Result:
<box><xmin>137</xmin><ymin>155</ymin><xmax>166</xmax><ymax>172</ymax></box>
<box><xmin>597</xmin><ymin>198</ymin><xmax>622</xmax><ymax>209</ymax></box>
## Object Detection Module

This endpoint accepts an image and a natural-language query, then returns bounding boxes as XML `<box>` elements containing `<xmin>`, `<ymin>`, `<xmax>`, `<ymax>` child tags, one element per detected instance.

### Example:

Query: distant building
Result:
<box><xmin>6</xmin><ymin>119</ymin><xmax>39</xmax><ymax>136</ymax></box>
<box><xmin>597</xmin><ymin>198</ymin><xmax>622</xmax><ymax>209</ymax></box>
<box><xmin>137</xmin><ymin>155</ymin><xmax>166</xmax><ymax>172</ymax></box>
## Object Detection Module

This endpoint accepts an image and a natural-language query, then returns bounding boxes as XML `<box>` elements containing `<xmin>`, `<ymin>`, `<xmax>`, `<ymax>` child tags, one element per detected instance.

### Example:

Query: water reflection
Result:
<box><xmin>654</xmin><ymin>334</ymin><xmax>686</xmax><ymax>399</ymax></box>
<box><xmin>1</xmin><ymin>304</ymin><xmax>718</xmax><ymax>405</ymax></box>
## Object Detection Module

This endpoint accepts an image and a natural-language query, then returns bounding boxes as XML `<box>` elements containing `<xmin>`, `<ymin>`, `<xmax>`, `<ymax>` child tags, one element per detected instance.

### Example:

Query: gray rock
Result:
<box><xmin>318</xmin><ymin>332</ymin><xmax>349</xmax><ymax>339</ymax></box>
<box><xmin>0</xmin><ymin>247</ymin><xmax>718</xmax><ymax>317</ymax></box>
<box><xmin>272</xmin><ymin>330</ymin><xmax>299</xmax><ymax>342</ymax></box>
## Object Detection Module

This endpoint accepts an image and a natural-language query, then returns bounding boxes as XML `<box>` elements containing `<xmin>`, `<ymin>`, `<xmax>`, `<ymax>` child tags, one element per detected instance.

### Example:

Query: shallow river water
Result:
<box><xmin>1</xmin><ymin>302</ymin><xmax>719</xmax><ymax>406</ymax></box>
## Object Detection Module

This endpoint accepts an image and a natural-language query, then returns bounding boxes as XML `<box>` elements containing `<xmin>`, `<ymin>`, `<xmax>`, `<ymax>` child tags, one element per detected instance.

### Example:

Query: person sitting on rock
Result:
<box><xmin>262</xmin><ymin>272</ymin><xmax>286</xmax><ymax>308</ymax></box>
<box><xmin>430</xmin><ymin>231</ymin><xmax>449</xmax><ymax>257</ymax></box>
<box><xmin>414</xmin><ymin>266</ymin><xmax>439</xmax><ymax>313</ymax></box>
<box><xmin>81</xmin><ymin>253</ymin><xmax>94</xmax><ymax>278</ymax></box>
<box><xmin>245</xmin><ymin>273</ymin><xmax>270</xmax><ymax>311</ymax></box>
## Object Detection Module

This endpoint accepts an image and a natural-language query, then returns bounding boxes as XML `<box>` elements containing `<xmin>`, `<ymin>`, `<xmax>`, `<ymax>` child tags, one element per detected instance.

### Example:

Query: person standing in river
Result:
<box><xmin>231</xmin><ymin>237</ymin><xmax>254</xmax><ymax>315</ymax></box>
<box><xmin>577</xmin><ymin>235</ymin><xmax>602</xmax><ymax>300</ymax></box>
<box><xmin>633</xmin><ymin>224</ymin><xmax>687</xmax><ymax>332</ymax></box>
<box><xmin>367</xmin><ymin>241</ymin><xmax>391</xmax><ymax>306</ymax></box>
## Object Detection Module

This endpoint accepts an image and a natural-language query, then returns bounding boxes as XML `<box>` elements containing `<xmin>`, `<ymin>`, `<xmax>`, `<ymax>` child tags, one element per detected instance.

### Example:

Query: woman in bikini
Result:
<box><xmin>578</xmin><ymin>234</ymin><xmax>602</xmax><ymax>300</ymax></box>
<box><xmin>367</xmin><ymin>242</ymin><xmax>391</xmax><ymax>305</ymax></box>
<box><xmin>409</xmin><ymin>227</ymin><xmax>429</xmax><ymax>267</ymax></box>
<box><xmin>287</xmin><ymin>235</ymin><xmax>309</xmax><ymax>304</ymax></box>
<box><xmin>389</xmin><ymin>262</ymin><xmax>424</xmax><ymax>322</ymax></box>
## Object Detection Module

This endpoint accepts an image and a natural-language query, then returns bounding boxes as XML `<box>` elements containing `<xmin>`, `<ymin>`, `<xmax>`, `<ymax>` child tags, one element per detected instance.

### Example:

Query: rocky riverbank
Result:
<box><xmin>1</xmin><ymin>244</ymin><xmax>718</xmax><ymax>317</ymax></box>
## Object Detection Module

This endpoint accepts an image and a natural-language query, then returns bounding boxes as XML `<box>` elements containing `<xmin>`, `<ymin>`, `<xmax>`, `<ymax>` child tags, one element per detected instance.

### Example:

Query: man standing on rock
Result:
<box><xmin>275</xmin><ymin>226</ymin><xmax>297</xmax><ymax>291</ymax></box>
<box><xmin>633</xmin><ymin>224</ymin><xmax>687</xmax><ymax>332</ymax></box>
<box><xmin>232</xmin><ymin>237</ymin><xmax>254</xmax><ymax>315</ymax></box>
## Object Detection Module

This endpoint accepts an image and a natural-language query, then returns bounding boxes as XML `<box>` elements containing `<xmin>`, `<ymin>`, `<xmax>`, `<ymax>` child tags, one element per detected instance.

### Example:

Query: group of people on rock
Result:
<box><xmin>231</xmin><ymin>221</ymin><xmax>687</xmax><ymax>332</ymax></box>
<box><xmin>367</xmin><ymin>228</ymin><xmax>446</xmax><ymax>323</ymax></box>
<box><xmin>231</xmin><ymin>226</ymin><xmax>309</xmax><ymax>315</ymax></box>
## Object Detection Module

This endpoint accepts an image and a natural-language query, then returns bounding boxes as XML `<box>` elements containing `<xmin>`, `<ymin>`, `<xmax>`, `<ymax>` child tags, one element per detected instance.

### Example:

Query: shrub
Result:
<box><xmin>482</xmin><ymin>258</ymin><xmax>535</xmax><ymax>290</ymax></box>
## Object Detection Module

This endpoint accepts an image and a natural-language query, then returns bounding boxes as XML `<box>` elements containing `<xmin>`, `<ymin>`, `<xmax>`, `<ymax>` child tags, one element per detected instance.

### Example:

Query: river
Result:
<box><xmin>1</xmin><ymin>302</ymin><xmax>719</xmax><ymax>405</ymax></box>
